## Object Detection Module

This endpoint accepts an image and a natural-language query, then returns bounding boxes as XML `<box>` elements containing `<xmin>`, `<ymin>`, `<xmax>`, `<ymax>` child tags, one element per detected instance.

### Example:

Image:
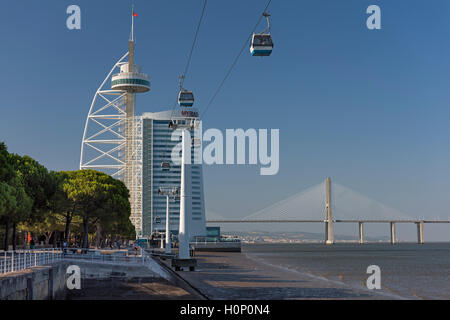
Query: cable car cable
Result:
<box><xmin>181</xmin><ymin>0</ymin><xmax>208</xmax><ymax>89</ymax></box>
<box><xmin>200</xmin><ymin>0</ymin><xmax>272</xmax><ymax>120</ymax></box>
<box><xmin>170</xmin><ymin>0</ymin><xmax>208</xmax><ymax>121</ymax></box>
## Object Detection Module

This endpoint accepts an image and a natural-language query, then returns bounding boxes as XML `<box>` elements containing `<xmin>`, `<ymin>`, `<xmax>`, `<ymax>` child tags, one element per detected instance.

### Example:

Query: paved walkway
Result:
<box><xmin>165</xmin><ymin>252</ymin><xmax>389</xmax><ymax>300</ymax></box>
<box><xmin>66</xmin><ymin>277</ymin><xmax>199</xmax><ymax>300</ymax></box>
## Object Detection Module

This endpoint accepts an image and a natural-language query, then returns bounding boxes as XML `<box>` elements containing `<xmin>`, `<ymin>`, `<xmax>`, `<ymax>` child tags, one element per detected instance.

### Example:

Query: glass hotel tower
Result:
<box><xmin>141</xmin><ymin>109</ymin><xmax>207</xmax><ymax>238</ymax></box>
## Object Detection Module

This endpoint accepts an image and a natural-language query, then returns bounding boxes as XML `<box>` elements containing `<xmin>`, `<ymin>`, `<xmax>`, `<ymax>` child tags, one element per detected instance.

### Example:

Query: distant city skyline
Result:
<box><xmin>1</xmin><ymin>1</ymin><xmax>450</xmax><ymax>240</ymax></box>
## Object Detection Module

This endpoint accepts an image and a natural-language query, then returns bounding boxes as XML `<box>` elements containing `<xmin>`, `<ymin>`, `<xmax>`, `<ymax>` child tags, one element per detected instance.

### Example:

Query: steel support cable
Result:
<box><xmin>200</xmin><ymin>0</ymin><xmax>273</xmax><ymax>120</ymax></box>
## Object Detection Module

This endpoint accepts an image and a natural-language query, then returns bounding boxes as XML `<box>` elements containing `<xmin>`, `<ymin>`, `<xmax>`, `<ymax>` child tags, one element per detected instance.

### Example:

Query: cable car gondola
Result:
<box><xmin>161</xmin><ymin>152</ymin><xmax>170</xmax><ymax>171</ymax></box>
<box><xmin>178</xmin><ymin>89</ymin><xmax>194</xmax><ymax>107</ymax></box>
<box><xmin>250</xmin><ymin>12</ymin><xmax>273</xmax><ymax>57</ymax></box>
<box><xmin>161</xmin><ymin>161</ymin><xmax>170</xmax><ymax>171</ymax></box>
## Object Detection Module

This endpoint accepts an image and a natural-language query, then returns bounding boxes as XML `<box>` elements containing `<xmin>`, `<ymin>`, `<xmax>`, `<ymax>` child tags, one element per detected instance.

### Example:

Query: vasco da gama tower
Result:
<box><xmin>80</xmin><ymin>13</ymin><xmax>206</xmax><ymax>239</ymax></box>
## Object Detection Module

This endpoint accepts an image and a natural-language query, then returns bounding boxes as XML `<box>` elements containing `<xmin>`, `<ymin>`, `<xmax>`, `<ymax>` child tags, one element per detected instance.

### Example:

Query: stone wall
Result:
<box><xmin>0</xmin><ymin>261</ymin><xmax>69</xmax><ymax>300</ymax></box>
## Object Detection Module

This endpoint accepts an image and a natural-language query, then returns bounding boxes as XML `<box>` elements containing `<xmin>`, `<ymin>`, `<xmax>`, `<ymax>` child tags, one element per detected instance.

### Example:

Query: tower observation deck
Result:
<box><xmin>111</xmin><ymin>63</ymin><xmax>150</xmax><ymax>93</ymax></box>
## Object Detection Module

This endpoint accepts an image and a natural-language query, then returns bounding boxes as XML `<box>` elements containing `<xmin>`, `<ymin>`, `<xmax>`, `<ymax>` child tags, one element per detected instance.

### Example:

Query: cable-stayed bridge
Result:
<box><xmin>206</xmin><ymin>178</ymin><xmax>450</xmax><ymax>244</ymax></box>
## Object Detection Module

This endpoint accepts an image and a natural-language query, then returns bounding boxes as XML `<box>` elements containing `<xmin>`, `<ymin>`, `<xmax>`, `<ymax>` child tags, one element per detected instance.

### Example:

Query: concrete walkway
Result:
<box><xmin>66</xmin><ymin>260</ymin><xmax>202</xmax><ymax>300</ymax></box>
<box><xmin>163</xmin><ymin>252</ymin><xmax>389</xmax><ymax>300</ymax></box>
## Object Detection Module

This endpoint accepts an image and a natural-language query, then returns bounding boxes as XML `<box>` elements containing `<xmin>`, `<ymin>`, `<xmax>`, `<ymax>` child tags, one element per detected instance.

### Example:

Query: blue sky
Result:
<box><xmin>1</xmin><ymin>1</ymin><xmax>450</xmax><ymax>239</ymax></box>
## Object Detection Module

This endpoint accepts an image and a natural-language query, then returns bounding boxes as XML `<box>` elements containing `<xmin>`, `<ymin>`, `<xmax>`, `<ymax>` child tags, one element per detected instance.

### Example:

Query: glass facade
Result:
<box><xmin>141</xmin><ymin>110</ymin><xmax>206</xmax><ymax>238</ymax></box>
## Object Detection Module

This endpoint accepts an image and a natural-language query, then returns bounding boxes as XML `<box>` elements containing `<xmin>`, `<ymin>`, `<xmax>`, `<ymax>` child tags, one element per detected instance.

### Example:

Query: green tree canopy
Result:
<box><xmin>0</xmin><ymin>142</ymin><xmax>16</xmax><ymax>219</ymax></box>
<box><xmin>9</xmin><ymin>154</ymin><xmax>56</xmax><ymax>223</ymax></box>
<box><xmin>62</xmin><ymin>170</ymin><xmax>133</xmax><ymax>248</ymax></box>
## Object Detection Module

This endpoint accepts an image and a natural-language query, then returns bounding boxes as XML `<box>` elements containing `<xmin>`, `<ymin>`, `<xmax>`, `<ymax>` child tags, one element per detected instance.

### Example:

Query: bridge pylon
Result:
<box><xmin>325</xmin><ymin>177</ymin><xmax>335</xmax><ymax>245</ymax></box>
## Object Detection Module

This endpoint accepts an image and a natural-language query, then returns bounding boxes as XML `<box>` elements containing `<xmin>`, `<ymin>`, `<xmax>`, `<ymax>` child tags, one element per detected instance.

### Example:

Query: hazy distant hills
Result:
<box><xmin>223</xmin><ymin>230</ymin><xmax>389</xmax><ymax>242</ymax></box>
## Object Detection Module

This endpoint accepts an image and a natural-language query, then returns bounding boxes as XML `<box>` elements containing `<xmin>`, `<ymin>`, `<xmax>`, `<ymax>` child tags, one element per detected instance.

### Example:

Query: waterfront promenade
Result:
<box><xmin>161</xmin><ymin>251</ymin><xmax>391</xmax><ymax>300</ymax></box>
<box><xmin>3</xmin><ymin>246</ymin><xmax>427</xmax><ymax>300</ymax></box>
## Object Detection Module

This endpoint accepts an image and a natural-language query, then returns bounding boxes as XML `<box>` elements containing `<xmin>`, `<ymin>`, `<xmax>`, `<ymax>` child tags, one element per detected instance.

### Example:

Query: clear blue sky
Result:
<box><xmin>1</xmin><ymin>1</ymin><xmax>450</xmax><ymax>239</ymax></box>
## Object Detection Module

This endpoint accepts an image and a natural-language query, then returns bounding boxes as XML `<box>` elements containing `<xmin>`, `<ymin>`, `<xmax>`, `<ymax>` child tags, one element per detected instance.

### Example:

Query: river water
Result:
<box><xmin>243</xmin><ymin>242</ymin><xmax>450</xmax><ymax>299</ymax></box>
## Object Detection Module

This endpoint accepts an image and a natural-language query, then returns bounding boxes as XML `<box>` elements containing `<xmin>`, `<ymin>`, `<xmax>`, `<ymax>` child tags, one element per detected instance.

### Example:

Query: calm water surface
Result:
<box><xmin>243</xmin><ymin>242</ymin><xmax>450</xmax><ymax>299</ymax></box>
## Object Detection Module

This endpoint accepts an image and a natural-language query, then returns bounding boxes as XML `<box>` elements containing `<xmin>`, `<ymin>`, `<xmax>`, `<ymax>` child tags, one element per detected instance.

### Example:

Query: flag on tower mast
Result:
<box><xmin>130</xmin><ymin>5</ymin><xmax>138</xmax><ymax>41</ymax></box>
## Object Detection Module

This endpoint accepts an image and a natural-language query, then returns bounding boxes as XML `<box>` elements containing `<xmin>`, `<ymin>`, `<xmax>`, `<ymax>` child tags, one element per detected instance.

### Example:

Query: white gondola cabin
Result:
<box><xmin>250</xmin><ymin>12</ymin><xmax>273</xmax><ymax>57</ymax></box>
<box><xmin>250</xmin><ymin>34</ymin><xmax>273</xmax><ymax>56</ymax></box>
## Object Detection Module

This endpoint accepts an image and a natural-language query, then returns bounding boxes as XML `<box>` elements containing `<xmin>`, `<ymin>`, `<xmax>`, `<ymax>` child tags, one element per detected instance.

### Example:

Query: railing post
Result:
<box><xmin>11</xmin><ymin>251</ymin><xmax>14</xmax><ymax>272</ymax></box>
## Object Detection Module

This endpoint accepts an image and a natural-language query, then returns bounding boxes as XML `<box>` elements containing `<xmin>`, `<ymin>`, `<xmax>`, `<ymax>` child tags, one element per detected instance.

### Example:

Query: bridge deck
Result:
<box><xmin>206</xmin><ymin>219</ymin><xmax>450</xmax><ymax>224</ymax></box>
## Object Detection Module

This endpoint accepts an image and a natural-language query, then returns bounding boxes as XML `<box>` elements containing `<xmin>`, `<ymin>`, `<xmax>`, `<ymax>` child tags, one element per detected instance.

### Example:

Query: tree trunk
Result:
<box><xmin>64</xmin><ymin>212</ymin><xmax>72</xmax><ymax>244</ymax></box>
<box><xmin>95</xmin><ymin>223</ymin><xmax>102</xmax><ymax>249</ymax></box>
<box><xmin>4</xmin><ymin>220</ymin><xmax>10</xmax><ymax>251</ymax></box>
<box><xmin>23</xmin><ymin>231</ymin><xmax>27</xmax><ymax>249</ymax></box>
<box><xmin>52</xmin><ymin>231</ymin><xmax>57</xmax><ymax>248</ymax></box>
<box><xmin>82</xmin><ymin>218</ymin><xmax>89</xmax><ymax>249</ymax></box>
<box><xmin>12</xmin><ymin>222</ymin><xmax>17</xmax><ymax>251</ymax></box>
<box><xmin>100</xmin><ymin>233</ymin><xmax>106</xmax><ymax>248</ymax></box>
<box><xmin>44</xmin><ymin>231</ymin><xmax>52</xmax><ymax>245</ymax></box>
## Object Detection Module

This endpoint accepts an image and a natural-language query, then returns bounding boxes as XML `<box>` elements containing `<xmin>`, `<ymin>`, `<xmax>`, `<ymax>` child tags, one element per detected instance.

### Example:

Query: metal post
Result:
<box><xmin>165</xmin><ymin>195</ymin><xmax>172</xmax><ymax>254</ymax></box>
<box><xmin>325</xmin><ymin>177</ymin><xmax>334</xmax><ymax>245</ymax></box>
<box><xmin>359</xmin><ymin>222</ymin><xmax>364</xmax><ymax>244</ymax></box>
<box><xmin>11</xmin><ymin>251</ymin><xmax>14</xmax><ymax>272</ymax></box>
<box><xmin>390</xmin><ymin>222</ymin><xmax>396</xmax><ymax>244</ymax></box>
<box><xmin>178</xmin><ymin>128</ymin><xmax>192</xmax><ymax>259</ymax></box>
